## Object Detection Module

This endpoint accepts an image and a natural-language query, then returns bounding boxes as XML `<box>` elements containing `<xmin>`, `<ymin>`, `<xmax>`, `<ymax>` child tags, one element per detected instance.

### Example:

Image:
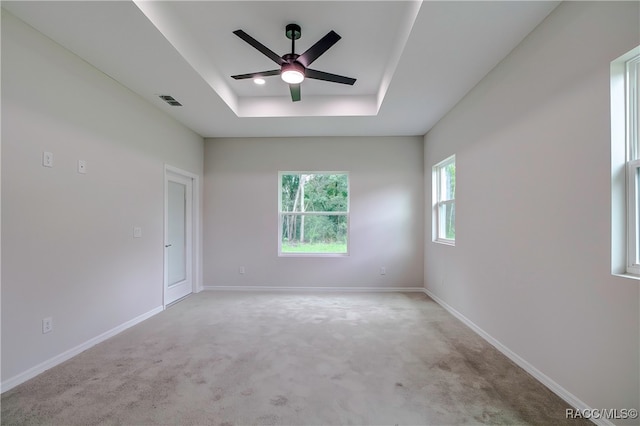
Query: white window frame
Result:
<box><xmin>278</xmin><ymin>171</ymin><xmax>350</xmax><ymax>257</ymax></box>
<box><xmin>626</xmin><ymin>54</ymin><xmax>640</xmax><ymax>274</ymax></box>
<box><xmin>628</xmin><ymin>160</ymin><xmax>640</xmax><ymax>274</ymax></box>
<box><xmin>432</xmin><ymin>155</ymin><xmax>455</xmax><ymax>245</ymax></box>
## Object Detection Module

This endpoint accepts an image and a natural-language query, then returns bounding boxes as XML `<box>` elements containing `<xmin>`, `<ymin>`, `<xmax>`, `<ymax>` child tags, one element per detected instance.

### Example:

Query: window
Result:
<box><xmin>612</xmin><ymin>46</ymin><xmax>640</xmax><ymax>276</ymax></box>
<box><xmin>433</xmin><ymin>155</ymin><xmax>455</xmax><ymax>245</ymax></box>
<box><xmin>626</xmin><ymin>53</ymin><xmax>640</xmax><ymax>274</ymax></box>
<box><xmin>279</xmin><ymin>172</ymin><xmax>349</xmax><ymax>255</ymax></box>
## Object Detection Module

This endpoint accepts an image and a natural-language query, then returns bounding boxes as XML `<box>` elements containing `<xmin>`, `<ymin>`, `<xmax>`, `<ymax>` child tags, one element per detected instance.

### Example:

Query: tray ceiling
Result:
<box><xmin>2</xmin><ymin>1</ymin><xmax>560</xmax><ymax>137</ymax></box>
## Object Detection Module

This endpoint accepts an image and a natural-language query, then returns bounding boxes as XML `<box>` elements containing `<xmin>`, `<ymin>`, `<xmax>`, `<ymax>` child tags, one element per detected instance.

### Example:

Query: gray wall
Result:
<box><xmin>424</xmin><ymin>1</ymin><xmax>639</xmax><ymax>416</ymax></box>
<box><xmin>203</xmin><ymin>136</ymin><xmax>424</xmax><ymax>289</ymax></box>
<box><xmin>1</xmin><ymin>11</ymin><xmax>204</xmax><ymax>383</ymax></box>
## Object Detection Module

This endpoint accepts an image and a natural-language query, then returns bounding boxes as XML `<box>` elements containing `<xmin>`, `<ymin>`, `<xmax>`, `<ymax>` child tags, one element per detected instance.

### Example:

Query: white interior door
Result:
<box><xmin>164</xmin><ymin>170</ymin><xmax>193</xmax><ymax>306</ymax></box>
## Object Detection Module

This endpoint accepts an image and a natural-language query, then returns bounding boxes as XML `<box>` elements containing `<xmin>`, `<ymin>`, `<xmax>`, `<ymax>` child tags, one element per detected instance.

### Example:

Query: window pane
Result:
<box><xmin>439</xmin><ymin>202</ymin><xmax>455</xmax><ymax>240</ymax></box>
<box><xmin>442</xmin><ymin>162</ymin><xmax>456</xmax><ymax>201</ymax></box>
<box><xmin>632</xmin><ymin>57</ymin><xmax>640</xmax><ymax>161</ymax></box>
<box><xmin>281</xmin><ymin>173</ymin><xmax>348</xmax><ymax>212</ymax></box>
<box><xmin>635</xmin><ymin>168</ymin><xmax>640</xmax><ymax>264</ymax></box>
<box><xmin>281</xmin><ymin>174</ymin><xmax>301</xmax><ymax>212</ymax></box>
<box><xmin>281</xmin><ymin>214</ymin><xmax>347</xmax><ymax>254</ymax></box>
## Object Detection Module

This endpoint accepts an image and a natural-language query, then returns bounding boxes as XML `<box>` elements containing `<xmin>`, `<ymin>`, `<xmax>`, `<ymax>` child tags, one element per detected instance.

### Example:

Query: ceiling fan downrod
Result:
<box><xmin>285</xmin><ymin>23</ymin><xmax>302</xmax><ymax>56</ymax></box>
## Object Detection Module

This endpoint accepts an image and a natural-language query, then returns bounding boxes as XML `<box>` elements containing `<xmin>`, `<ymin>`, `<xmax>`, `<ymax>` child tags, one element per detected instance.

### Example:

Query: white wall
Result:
<box><xmin>424</xmin><ymin>1</ymin><xmax>639</xmax><ymax>418</ymax></box>
<box><xmin>1</xmin><ymin>11</ymin><xmax>204</xmax><ymax>384</ymax></box>
<box><xmin>204</xmin><ymin>136</ymin><xmax>423</xmax><ymax>289</ymax></box>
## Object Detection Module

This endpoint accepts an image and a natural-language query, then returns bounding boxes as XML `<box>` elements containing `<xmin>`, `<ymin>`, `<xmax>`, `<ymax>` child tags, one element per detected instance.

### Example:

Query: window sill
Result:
<box><xmin>433</xmin><ymin>239</ymin><xmax>455</xmax><ymax>247</ymax></box>
<box><xmin>279</xmin><ymin>253</ymin><xmax>349</xmax><ymax>258</ymax></box>
<box><xmin>613</xmin><ymin>272</ymin><xmax>640</xmax><ymax>281</ymax></box>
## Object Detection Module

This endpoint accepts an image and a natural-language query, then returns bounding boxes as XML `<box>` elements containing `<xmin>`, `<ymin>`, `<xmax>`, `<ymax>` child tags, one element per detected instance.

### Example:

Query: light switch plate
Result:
<box><xmin>43</xmin><ymin>152</ymin><xmax>53</xmax><ymax>168</ymax></box>
<box><xmin>78</xmin><ymin>160</ymin><xmax>87</xmax><ymax>174</ymax></box>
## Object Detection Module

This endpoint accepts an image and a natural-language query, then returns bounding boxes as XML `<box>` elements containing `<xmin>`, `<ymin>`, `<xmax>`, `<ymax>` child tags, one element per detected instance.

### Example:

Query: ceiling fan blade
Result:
<box><xmin>290</xmin><ymin>84</ymin><xmax>301</xmax><ymax>102</ymax></box>
<box><xmin>305</xmin><ymin>68</ymin><xmax>356</xmax><ymax>85</ymax></box>
<box><xmin>233</xmin><ymin>30</ymin><xmax>285</xmax><ymax>66</ymax></box>
<box><xmin>231</xmin><ymin>69</ymin><xmax>280</xmax><ymax>80</ymax></box>
<box><xmin>297</xmin><ymin>31</ymin><xmax>341</xmax><ymax>68</ymax></box>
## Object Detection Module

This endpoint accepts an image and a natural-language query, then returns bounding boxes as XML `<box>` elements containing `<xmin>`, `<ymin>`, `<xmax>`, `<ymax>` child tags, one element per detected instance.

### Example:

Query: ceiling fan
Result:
<box><xmin>231</xmin><ymin>24</ymin><xmax>356</xmax><ymax>102</ymax></box>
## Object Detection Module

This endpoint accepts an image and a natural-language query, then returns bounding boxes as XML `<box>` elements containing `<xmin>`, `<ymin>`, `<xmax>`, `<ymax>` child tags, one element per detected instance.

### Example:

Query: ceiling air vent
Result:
<box><xmin>159</xmin><ymin>95</ymin><xmax>182</xmax><ymax>106</ymax></box>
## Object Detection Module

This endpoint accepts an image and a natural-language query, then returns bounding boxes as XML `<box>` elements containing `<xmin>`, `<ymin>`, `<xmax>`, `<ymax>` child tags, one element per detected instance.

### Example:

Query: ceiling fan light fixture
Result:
<box><xmin>281</xmin><ymin>62</ymin><xmax>305</xmax><ymax>84</ymax></box>
<box><xmin>253</xmin><ymin>77</ymin><xmax>266</xmax><ymax>85</ymax></box>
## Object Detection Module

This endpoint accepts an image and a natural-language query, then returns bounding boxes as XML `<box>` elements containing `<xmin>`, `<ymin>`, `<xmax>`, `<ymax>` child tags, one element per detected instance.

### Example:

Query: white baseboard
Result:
<box><xmin>203</xmin><ymin>285</ymin><xmax>425</xmax><ymax>293</ymax></box>
<box><xmin>1</xmin><ymin>305</ymin><xmax>164</xmax><ymax>394</ymax></box>
<box><xmin>423</xmin><ymin>288</ymin><xmax>612</xmax><ymax>426</ymax></box>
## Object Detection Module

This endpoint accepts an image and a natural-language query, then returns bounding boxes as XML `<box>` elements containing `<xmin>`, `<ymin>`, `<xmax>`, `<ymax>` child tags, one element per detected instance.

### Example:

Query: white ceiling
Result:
<box><xmin>2</xmin><ymin>1</ymin><xmax>559</xmax><ymax>138</ymax></box>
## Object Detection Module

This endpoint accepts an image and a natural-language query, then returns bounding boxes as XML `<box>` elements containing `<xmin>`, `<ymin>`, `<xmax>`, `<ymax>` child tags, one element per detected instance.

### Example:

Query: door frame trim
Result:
<box><xmin>163</xmin><ymin>164</ymin><xmax>201</xmax><ymax>308</ymax></box>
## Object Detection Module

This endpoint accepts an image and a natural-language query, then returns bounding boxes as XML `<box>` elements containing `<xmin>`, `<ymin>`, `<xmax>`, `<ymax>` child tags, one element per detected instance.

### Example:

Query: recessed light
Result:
<box><xmin>254</xmin><ymin>78</ymin><xmax>266</xmax><ymax>85</ymax></box>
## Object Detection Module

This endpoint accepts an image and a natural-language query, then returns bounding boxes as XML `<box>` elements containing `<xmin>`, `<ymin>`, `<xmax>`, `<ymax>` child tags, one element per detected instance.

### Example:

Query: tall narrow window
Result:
<box><xmin>433</xmin><ymin>155</ymin><xmax>456</xmax><ymax>245</ymax></box>
<box><xmin>626</xmin><ymin>53</ymin><xmax>640</xmax><ymax>274</ymax></box>
<box><xmin>279</xmin><ymin>172</ymin><xmax>349</xmax><ymax>256</ymax></box>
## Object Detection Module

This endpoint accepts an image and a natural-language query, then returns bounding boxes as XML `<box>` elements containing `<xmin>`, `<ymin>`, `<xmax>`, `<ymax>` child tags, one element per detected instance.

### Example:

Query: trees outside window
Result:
<box><xmin>279</xmin><ymin>172</ymin><xmax>349</xmax><ymax>255</ymax></box>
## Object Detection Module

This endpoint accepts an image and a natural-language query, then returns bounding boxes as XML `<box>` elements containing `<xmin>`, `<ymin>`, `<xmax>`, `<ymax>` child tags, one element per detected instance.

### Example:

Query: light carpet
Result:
<box><xmin>1</xmin><ymin>291</ymin><xmax>590</xmax><ymax>425</ymax></box>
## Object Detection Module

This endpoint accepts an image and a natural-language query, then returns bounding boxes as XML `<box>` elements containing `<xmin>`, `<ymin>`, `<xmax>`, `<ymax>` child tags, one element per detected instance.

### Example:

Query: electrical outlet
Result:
<box><xmin>133</xmin><ymin>227</ymin><xmax>142</xmax><ymax>238</ymax></box>
<box><xmin>78</xmin><ymin>160</ymin><xmax>87</xmax><ymax>174</ymax></box>
<box><xmin>239</xmin><ymin>266</ymin><xmax>245</xmax><ymax>274</ymax></box>
<box><xmin>42</xmin><ymin>317</ymin><xmax>53</xmax><ymax>334</ymax></box>
<box><xmin>380</xmin><ymin>266</ymin><xmax>386</xmax><ymax>275</ymax></box>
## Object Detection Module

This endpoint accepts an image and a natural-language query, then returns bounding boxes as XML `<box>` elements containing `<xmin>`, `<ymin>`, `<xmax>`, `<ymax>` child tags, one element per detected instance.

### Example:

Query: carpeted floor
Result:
<box><xmin>1</xmin><ymin>291</ymin><xmax>590</xmax><ymax>425</ymax></box>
